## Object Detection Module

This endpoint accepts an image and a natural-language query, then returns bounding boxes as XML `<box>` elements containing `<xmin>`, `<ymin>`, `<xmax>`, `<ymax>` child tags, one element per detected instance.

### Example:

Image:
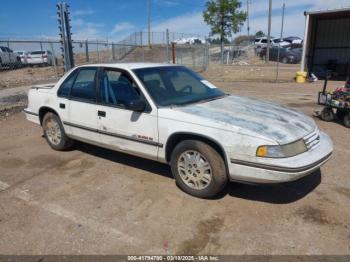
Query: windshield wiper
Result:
<box><xmin>165</xmin><ymin>94</ymin><xmax>228</xmax><ymax>108</ymax></box>
<box><xmin>195</xmin><ymin>94</ymin><xmax>228</xmax><ymax>104</ymax></box>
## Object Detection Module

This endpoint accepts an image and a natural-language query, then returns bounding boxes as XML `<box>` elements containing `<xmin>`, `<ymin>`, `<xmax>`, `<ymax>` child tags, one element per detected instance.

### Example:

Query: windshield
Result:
<box><xmin>133</xmin><ymin>66</ymin><xmax>225</xmax><ymax>107</ymax></box>
<box><xmin>273</xmin><ymin>39</ymin><xmax>283</xmax><ymax>43</ymax></box>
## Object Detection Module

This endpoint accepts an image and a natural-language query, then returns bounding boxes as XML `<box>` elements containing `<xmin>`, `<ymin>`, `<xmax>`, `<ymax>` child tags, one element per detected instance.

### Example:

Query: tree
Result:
<box><xmin>255</xmin><ymin>30</ymin><xmax>265</xmax><ymax>38</ymax></box>
<box><xmin>203</xmin><ymin>0</ymin><xmax>247</xmax><ymax>63</ymax></box>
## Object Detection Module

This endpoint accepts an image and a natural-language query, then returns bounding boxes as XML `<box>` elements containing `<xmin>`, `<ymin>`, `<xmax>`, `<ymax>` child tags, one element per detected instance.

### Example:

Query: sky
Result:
<box><xmin>1</xmin><ymin>0</ymin><xmax>350</xmax><ymax>42</ymax></box>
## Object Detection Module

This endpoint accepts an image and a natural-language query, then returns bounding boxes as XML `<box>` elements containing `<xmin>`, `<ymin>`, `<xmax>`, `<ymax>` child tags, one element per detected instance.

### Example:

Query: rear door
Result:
<box><xmin>66</xmin><ymin>67</ymin><xmax>100</xmax><ymax>143</ymax></box>
<box><xmin>96</xmin><ymin>67</ymin><xmax>159</xmax><ymax>160</ymax></box>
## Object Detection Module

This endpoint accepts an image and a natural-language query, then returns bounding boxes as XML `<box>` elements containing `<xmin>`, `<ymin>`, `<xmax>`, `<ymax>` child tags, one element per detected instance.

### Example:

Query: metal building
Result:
<box><xmin>301</xmin><ymin>7</ymin><xmax>350</xmax><ymax>80</ymax></box>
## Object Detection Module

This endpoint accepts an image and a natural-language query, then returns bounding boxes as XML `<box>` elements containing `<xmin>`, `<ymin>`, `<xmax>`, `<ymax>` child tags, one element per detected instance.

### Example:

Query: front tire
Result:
<box><xmin>42</xmin><ymin>112</ymin><xmax>74</xmax><ymax>150</ymax></box>
<box><xmin>170</xmin><ymin>140</ymin><xmax>228</xmax><ymax>198</ymax></box>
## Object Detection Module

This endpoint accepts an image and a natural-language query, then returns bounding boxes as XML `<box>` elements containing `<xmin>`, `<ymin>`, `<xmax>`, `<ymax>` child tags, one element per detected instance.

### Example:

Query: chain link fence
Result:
<box><xmin>0</xmin><ymin>31</ymin><xmax>211</xmax><ymax>89</ymax></box>
<box><xmin>0</xmin><ymin>31</ymin><xmax>299</xmax><ymax>90</ymax></box>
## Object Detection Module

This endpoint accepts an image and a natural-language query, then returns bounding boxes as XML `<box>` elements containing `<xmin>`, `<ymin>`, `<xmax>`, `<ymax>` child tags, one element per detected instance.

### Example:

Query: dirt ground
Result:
<box><xmin>0</xmin><ymin>68</ymin><xmax>349</xmax><ymax>255</ymax></box>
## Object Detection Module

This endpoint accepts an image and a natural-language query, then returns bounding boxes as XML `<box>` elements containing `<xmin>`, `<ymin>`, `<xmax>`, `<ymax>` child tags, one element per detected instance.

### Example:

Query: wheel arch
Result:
<box><xmin>38</xmin><ymin>106</ymin><xmax>59</xmax><ymax>125</ymax></box>
<box><xmin>165</xmin><ymin>132</ymin><xmax>229</xmax><ymax>169</ymax></box>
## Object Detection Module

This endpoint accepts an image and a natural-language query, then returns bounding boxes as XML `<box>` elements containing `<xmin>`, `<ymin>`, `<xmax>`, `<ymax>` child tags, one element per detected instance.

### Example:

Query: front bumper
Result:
<box><xmin>228</xmin><ymin>131</ymin><xmax>333</xmax><ymax>183</ymax></box>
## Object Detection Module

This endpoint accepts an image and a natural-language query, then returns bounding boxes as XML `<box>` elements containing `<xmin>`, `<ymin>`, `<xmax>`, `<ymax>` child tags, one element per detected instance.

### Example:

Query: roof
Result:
<box><xmin>76</xmin><ymin>62</ymin><xmax>179</xmax><ymax>70</ymax></box>
<box><xmin>305</xmin><ymin>6</ymin><xmax>350</xmax><ymax>16</ymax></box>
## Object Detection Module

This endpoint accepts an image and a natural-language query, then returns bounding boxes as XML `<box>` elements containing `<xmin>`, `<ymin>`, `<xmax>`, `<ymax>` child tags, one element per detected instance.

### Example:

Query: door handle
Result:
<box><xmin>59</xmin><ymin>103</ymin><xmax>65</xmax><ymax>109</ymax></box>
<box><xmin>98</xmin><ymin>110</ymin><xmax>106</xmax><ymax>117</ymax></box>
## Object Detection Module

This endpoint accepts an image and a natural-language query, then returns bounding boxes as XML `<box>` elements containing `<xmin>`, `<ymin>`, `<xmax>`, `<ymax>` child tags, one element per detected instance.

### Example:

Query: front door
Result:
<box><xmin>67</xmin><ymin>67</ymin><xmax>100</xmax><ymax>144</ymax></box>
<box><xmin>96</xmin><ymin>67</ymin><xmax>159</xmax><ymax>160</ymax></box>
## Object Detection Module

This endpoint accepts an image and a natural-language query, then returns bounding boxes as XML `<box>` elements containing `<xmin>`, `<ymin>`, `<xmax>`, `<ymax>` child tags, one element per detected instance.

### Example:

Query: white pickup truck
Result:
<box><xmin>0</xmin><ymin>46</ymin><xmax>21</xmax><ymax>68</ymax></box>
<box><xmin>24</xmin><ymin>63</ymin><xmax>333</xmax><ymax>198</ymax></box>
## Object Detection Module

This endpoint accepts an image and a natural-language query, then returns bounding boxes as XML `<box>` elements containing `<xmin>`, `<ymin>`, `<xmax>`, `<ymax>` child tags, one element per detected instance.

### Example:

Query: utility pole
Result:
<box><xmin>276</xmin><ymin>3</ymin><xmax>285</xmax><ymax>81</ymax></box>
<box><xmin>247</xmin><ymin>0</ymin><xmax>250</xmax><ymax>44</ymax></box>
<box><xmin>266</xmin><ymin>0</ymin><xmax>272</xmax><ymax>63</ymax></box>
<box><xmin>57</xmin><ymin>2</ymin><xmax>74</xmax><ymax>71</ymax></box>
<box><xmin>147</xmin><ymin>0</ymin><xmax>151</xmax><ymax>47</ymax></box>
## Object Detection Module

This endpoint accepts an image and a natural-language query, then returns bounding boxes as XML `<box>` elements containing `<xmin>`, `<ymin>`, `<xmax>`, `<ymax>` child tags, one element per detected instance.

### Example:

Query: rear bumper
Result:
<box><xmin>228</xmin><ymin>132</ymin><xmax>333</xmax><ymax>183</ymax></box>
<box><xmin>27</xmin><ymin>58</ymin><xmax>47</xmax><ymax>64</ymax></box>
<box><xmin>24</xmin><ymin>108</ymin><xmax>40</xmax><ymax>125</ymax></box>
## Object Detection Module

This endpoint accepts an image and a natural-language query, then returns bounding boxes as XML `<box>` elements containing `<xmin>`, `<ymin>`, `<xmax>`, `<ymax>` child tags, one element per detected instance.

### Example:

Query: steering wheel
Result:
<box><xmin>178</xmin><ymin>85</ymin><xmax>192</xmax><ymax>94</ymax></box>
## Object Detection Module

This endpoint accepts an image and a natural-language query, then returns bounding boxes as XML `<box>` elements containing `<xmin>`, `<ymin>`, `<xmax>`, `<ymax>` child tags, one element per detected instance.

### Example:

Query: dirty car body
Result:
<box><xmin>24</xmin><ymin>63</ymin><xmax>333</xmax><ymax>197</ymax></box>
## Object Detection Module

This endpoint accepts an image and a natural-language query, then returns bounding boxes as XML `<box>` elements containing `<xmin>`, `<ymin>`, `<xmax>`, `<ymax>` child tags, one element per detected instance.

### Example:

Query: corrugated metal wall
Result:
<box><xmin>311</xmin><ymin>17</ymin><xmax>350</xmax><ymax>77</ymax></box>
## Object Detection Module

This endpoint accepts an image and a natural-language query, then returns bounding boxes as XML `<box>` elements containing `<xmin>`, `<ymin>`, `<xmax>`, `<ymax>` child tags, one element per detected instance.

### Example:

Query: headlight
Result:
<box><xmin>256</xmin><ymin>139</ymin><xmax>307</xmax><ymax>158</ymax></box>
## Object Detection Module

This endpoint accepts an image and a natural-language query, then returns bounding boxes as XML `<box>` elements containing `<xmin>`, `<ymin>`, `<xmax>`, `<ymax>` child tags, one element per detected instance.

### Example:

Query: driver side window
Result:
<box><xmin>99</xmin><ymin>69</ymin><xmax>140</xmax><ymax>107</ymax></box>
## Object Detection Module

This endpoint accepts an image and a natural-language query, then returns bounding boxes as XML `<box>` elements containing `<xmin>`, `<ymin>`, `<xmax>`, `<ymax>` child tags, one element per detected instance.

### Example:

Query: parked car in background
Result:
<box><xmin>0</xmin><ymin>46</ymin><xmax>22</xmax><ymax>68</ymax></box>
<box><xmin>27</xmin><ymin>50</ymin><xmax>55</xmax><ymax>66</ymax></box>
<box><xmin>254</xmin><ymin>37</ymin><xmax>290</xmax><ymax>48</ymax></box>
<box><xmin>283</xmin><ymin>36</ymin><xmax>303</xmax><ymax>48</ymax></box>
<box><xmin>24</xmin><ymin>63</ymin><xmax>333</xmax><ymax>198</ymax></box>
<box><xmin>173</xmin><ymin>37</ymin><xmax>206</xmax><ymax>45</ymax></box>
<box><xmin>260</xmin><ymin>46</ymin><xmax>302</xmax><ymax>64</ymax></box>
<box><xmin>15</xmin><ymin>50</ymin><xmax>29</xmax><ymax>65</ymax></box>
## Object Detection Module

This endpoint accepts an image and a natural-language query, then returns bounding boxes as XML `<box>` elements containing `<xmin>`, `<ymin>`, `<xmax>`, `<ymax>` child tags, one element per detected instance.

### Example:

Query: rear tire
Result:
<box><xmin>42</xmin><ymin>112</ymin><xmax>74</xmax><ymax>150</ymax></box>
<box><xmin>170</xmin><ymin>140</ymin><xmax>228</xmax><ymax>198</ymax></box>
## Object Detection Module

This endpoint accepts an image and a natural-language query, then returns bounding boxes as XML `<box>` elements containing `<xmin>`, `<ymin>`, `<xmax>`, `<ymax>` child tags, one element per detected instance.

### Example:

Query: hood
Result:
<box><xmin>174</xmin><ymin>95</ymin><xmax>316</xmax><ymax>144</ymax></box>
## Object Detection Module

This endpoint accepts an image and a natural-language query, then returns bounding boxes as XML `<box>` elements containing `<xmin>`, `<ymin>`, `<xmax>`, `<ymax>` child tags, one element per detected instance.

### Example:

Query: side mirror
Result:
<box><xmin>125</xmin><ymin>99</ymin><xmax>146</xmax><ymax>112</ymax></box>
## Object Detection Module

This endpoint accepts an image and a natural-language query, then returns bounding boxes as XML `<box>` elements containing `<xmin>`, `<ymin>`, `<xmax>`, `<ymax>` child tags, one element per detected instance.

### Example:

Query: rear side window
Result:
<box><xmin>57</xmin><ymin>69</ymin><xmax>79</xmax><ymax>98</ymax></box>
<box><xmin>70</xmin><ymin>68</ymin><xmax>97</xmax><ymax>102</ymax></box>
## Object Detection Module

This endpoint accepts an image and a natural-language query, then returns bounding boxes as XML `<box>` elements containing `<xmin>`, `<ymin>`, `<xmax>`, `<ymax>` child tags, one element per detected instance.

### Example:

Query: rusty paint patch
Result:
<box><xmin>176</xmin><ymin>95</ymin><xmax>315</xmax><ymax>144</ymax></box>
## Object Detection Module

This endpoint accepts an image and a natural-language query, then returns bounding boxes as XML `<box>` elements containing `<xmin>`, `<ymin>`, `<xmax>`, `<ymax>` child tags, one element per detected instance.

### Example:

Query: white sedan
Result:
<box><xmin>27</xmin><ymin>50</ymin><xmax>54</xmax><ymax>66</ymax></box>
<box><xmin>24</xmin><ymin>63</ymin><xmax>333</xmax><ymax>198</ymax></box>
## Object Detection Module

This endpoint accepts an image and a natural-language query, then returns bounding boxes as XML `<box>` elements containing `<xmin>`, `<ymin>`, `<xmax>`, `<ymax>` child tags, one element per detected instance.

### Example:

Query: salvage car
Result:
<box><xmin>260</xmin><ymin>46</ymin><xmax>302</xmax><ymax>64</ymax></box>
<box><xmin>27</xmin><ymin>50</ymin><xmax>55</xmax><ymax>66</ymax></box>
<box><xmin>254</xmin><ymin>37</ymin><xmax>290</xmax><ymax>49</ymax></box>
<box><xmin>24</xmin><ymin>63</ymin><xmax>333</xmax><ymax>198</ymax></box>
<box><xmin>0</xmin><ymin>46</ymin><xmax>22</xmax><ymax>68</ymax></box>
